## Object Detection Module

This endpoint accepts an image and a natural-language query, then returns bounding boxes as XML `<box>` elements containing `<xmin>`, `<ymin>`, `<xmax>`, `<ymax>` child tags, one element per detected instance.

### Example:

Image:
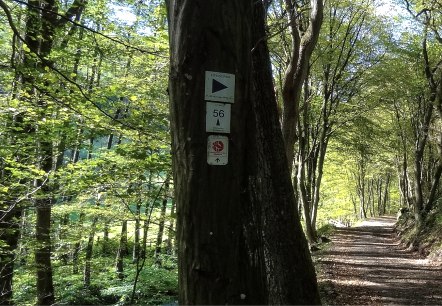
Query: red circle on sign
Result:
<box><xmin>212</xmin><ymin>140</ymin><xmax>224</xmax><ymax>152</ymax></box>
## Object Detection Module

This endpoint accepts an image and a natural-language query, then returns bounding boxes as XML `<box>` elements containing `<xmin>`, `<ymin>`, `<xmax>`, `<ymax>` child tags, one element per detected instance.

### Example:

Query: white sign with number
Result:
<box><xmin>206</xmin><ymin>102</ymin><xmax>231</xmax><ymax>133</ymax></box>
<box><xmin>207</xmin><ymin>135</ymin><xmax>229</xmax><ymax>165</ymax></box>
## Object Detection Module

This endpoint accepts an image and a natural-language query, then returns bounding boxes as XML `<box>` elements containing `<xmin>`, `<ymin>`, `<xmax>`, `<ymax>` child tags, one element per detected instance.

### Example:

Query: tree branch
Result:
<box><xmin>0</xmin><ymin>172</ymin><xmax>50</xmax><ymax>222</ymax></box>
<box><xmin>11</xmin><ymin>0</ymin><xmax>165</xmax><ymax>56</ymax></box>
<box><xmin>56</xmin><ymin>0</ymin><xmax>86</xmax><ymax>27</ymax></box>
<box><xmin>0</xmin><ymin>0</ymin><xmax>168</xmax><ymax>139</ymax></box>
<box><xmin>0</xmin><ymin>0</ymin><xmax>22</xmax><ymax>41</ymax></box>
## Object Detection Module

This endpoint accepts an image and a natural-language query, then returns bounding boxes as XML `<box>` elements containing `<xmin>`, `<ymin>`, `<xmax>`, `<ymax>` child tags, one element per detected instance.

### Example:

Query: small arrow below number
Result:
<box><xmin>215</xmin><ymin>158</ymin><xmax>220</xmax><ymax>163</ymax></box>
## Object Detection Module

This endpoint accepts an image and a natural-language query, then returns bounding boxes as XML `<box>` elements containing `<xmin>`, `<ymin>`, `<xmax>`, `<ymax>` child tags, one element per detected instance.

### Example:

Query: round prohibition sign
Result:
<box><xmin>212</xmin><ymin>140</ymin><xmax>224</xmax><ymax>152</ymax></box>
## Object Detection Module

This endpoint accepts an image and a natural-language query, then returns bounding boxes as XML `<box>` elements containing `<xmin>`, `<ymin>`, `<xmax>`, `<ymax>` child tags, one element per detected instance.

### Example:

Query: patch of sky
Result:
<box><xmin>108</xmin><ymin>3</ymin><xmax>137</xmax><ymax>26</ymax></box>
<box><xmin>107</xmin><ymin>2</ymin><xmax>154</xmax><ymax>36</ymax></box>
<box><xmin>374</xmin><ymin>0</ymin><xmax>419</xmax><ymax>39</ymax></box>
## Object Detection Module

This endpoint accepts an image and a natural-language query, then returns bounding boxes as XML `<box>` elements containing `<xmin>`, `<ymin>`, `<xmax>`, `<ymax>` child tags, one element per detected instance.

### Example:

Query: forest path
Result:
<box><xmin>316</xmin><ymin>216</ymin><xmax>442</xmax><ymax>305</ymax></box>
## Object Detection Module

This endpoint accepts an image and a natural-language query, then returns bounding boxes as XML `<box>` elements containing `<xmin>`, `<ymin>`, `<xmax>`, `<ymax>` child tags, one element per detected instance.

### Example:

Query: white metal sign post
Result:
<box><xmin>207</xmin><ymin>135</ymin><xmax>229</xmax><ymax>165</ymax></box>
<box><xmin>206</xmin><ymin>102</ymin><xmax>231</xmax><ymax>133</ymax></box>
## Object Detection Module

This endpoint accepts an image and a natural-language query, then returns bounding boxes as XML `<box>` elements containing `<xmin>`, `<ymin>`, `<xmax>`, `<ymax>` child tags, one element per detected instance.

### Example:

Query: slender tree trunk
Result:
<box><xmin>0</xmin><ymin>105</ymin><xmax>27</xmax><ymax>306</ymax></box>
<box><xmin>298</xmin><ymin>156</ymin><xmax>316</xmax><ymax>243</ymax></box>
<box><xmin>72</xmin><ymin>241</ymin><xmax>81</xmax><ymax>274</ymax></box>
<box><xmin>414</xmin><ymin>147</ymin><xmax>426</xmax><ymax>216</ymax></box>
<box><xmin>311</xmin><ymin>137</ymin><xmax>328</xmax><ymax>234</ymax></box>
<box><xmin>83</xmin><ymin>217</ymin><xmax>97</xmax><ymax>288</ymax></box>
<box><xmin>368</xmin><ymin>180</ymin><xmax>372</xmax><ymax>217</ymax></box>
<box><xmin>166</xmin><ymin>199</ymin><xmax>176</xmax><ymax>255</ymax></box>
<box><xmin>394</xmin><ymin>101</ymin><xmax>412</xmax><ymax>209</ymax></box>
<box><xmin>155</xmin><ymin>180</ymin><xmax>169</xmax><ymax>260</ymax></box>
<box><xmin>297</xmin><ymin>90</ymin><xmax>317</xmax><ymax>243</ymax></box>
<box><xmin>102</xmin><ymin>221</ymin><xmax>109</xmax><ymax>254</ymax></box>
<box><xmin>34</xmin><ymin>0</ymin><xmax>57</xmax><ymax>299</ymax></box>
<box><xmin>281</xmin><ymin>0</ymin><xmax>324</xmax><ymax>171</ymax></box>
<box><xmin>425</xmin><ymin>161</ymin><xmax>442</xmax><ymax>213</ymax></box>
<box><xmin>414</xmin><ymin>30</ymin><xmax>436</xmax><ymax>222</ymax></box>
<box><xmin>357</xmin><ymin>172</ymin><xmax>367</xmax><ymax>219</ymax></box>
<box><xmin>350</xmin><ymin>192</ymin><xmax>358</xmax><ymax>215</ymax></box>
<box><xmin>132</xmin><ymin>201</ymin><xmax>141</xmax><ymax>262</ymax></box>
<box><xmin>383</xmin><ymin>174</ymin><xmax>391</xmax><ymax>215</ymax></box>
<box><xmin>140</xmin><ymin>173</ymin><xmax>155</xmax><ymax>259</ymax></box>
<box><xmin>397</xmin><ymin>160</ymin><xmax>406</xmax><ymax>208</ymax></box>
<box><xmin>115</xmin><ymin>220</ymin><xmax>128</xmax><ymax>280</ymax></box>
<box><xmin>35</xmin><ymin>187</ymin><xmax>55</xmax><ymax>305</ymax></box>
<box><xmin>72</xmin><ymin>213</ymin><xmax>84</xmax><ymax>274</ymax></box>
<box><xmin>18</xmin><ymin>209</ymin><xmax>29</xmax><ymax>265</ymax></box>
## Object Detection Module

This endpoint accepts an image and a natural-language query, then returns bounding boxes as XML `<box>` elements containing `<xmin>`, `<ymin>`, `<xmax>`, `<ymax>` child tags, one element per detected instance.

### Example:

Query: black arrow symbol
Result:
<box><xmin>212</xmin><ymin>79</ymin><xmax>228</xmax><ymax>93</ymax></box>
<box><xmin>215</xmin><ymin>158</ymin><xmax>220</xmax><ymax>163</ymax></box>
<box><xmin>216</xmin><ymin>119</ymin><xmax>220</xmax><ymax>126</ymax></box>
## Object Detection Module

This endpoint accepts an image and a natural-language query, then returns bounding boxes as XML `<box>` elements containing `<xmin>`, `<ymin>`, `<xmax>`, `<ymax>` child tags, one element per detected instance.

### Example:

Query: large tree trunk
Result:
<box><xmin>167</xmin><ymin>0</ymin><xmax>320</xmax><ymax>304</ymax></box>
<box><xmin>250</xmin><ymin>4</ymin><xmax>320</xmax><ymax>303</ymax></box>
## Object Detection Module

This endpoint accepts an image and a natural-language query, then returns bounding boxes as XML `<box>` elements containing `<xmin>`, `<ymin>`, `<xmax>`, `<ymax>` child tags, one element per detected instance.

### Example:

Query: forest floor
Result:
<box><xmin>315</xmin><ymin>216</ymin><xmax>442</xmax><ymax>305</ymax></box>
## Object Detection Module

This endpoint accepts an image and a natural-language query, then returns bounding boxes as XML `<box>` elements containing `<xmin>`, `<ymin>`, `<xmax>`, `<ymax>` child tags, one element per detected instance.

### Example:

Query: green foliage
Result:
<box><xmin>101</xmin><ymin>261</ymin><xmax>178</xmax><ymax>305</ymax></box>
<box><xmin>13</xmin><ymin>238</ymin><xmax>178</xmax><ymax>305</ymax></box>
<box><xmin>316</xmin><ymin>224</ymin><xmax>336</xmax><ymax>238</ymax></box>
<box><xmin>2</xmin><ymin>0</ymin><xmax>441</xmax><ymax>304</ymax></box>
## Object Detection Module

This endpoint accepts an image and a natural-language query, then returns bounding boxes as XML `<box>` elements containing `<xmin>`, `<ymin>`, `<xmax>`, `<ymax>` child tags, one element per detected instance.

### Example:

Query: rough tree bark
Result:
<box><xmin>166</xmin><ymin>0</ymin><xmax>320</xmax><ymax>304</ymax></box>
<box><xmin>250</xmin><ymin>3</ymin><xmax>321</xmax><ymax>303</ymax></box>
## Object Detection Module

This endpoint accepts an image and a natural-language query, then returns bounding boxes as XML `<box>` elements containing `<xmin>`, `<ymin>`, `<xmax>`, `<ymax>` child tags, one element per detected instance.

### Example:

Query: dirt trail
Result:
<box><xmin>316</xmin><ymin>216</ymin><xmax>442</xmax><ymax>305</ymax></box>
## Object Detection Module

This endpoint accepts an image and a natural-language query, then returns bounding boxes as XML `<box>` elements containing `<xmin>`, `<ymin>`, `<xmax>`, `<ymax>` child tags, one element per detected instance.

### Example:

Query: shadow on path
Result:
<box><xmin>316</xmin><ymin>216</ymin><xmax>442</xmax><ymax>305</ymax></box>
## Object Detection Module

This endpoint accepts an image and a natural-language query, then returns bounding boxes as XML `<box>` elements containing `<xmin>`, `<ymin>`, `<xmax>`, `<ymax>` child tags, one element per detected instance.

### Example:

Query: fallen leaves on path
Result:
<box><xmin>315</xmin><ymin>216</ymin><xmax>442</xmax><ymax>305</ymax></box>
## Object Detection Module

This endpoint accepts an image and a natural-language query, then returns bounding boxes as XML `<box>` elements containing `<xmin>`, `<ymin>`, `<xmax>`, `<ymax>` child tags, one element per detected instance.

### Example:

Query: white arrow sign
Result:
<box><xmin>207</xmin><ymin>135</ymin><xmax>229</xmax><ymax>165</ymax></box>
<box><xmin>206</xmin><ymin>102</ymin><xmax>231</xmax><ymax>133</ymax></box>
<box><xmin>204</xmin><ymin>71</ymin><xmax>235</xmax><ymax>103</ymax></box>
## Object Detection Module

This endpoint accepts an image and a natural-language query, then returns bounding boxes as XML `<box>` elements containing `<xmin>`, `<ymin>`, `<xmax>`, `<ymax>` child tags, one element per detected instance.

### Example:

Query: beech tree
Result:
<box><xmin>281</xmin><ymin>0</ymin><xmax>324</xmax><ymax>172</ymax></box>
<box><xmin>166</xmin><ymin>0</ymin><xmax>320</xmax><ymax>304</ymax></box>
<box><xmin>401</xmin><ymin>0</ymin><xmax>442</xmax><ymax>222</ymax></box>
